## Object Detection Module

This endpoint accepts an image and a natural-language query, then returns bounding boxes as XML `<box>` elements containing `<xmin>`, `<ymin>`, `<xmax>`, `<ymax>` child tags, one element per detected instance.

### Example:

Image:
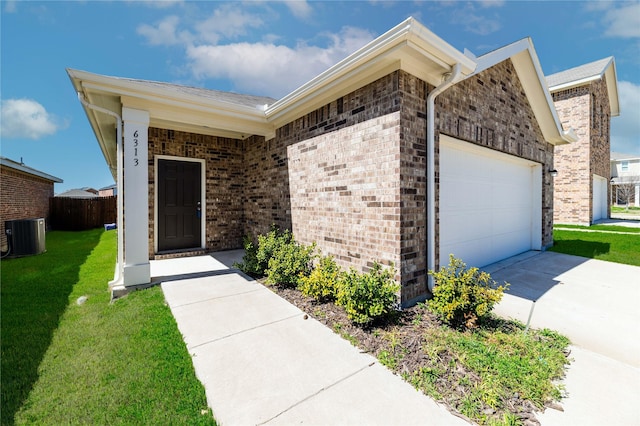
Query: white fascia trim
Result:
<box><xmin>81</xmin><ymin>81</ymin><xmax>269</xmax><ymax>127</ymax></box>
<box><xmin>605</xmin><ymin>58</ymin><xmax>620</xmax><ymax>117</ymax></box>
<box><xmin>473</xmin><ymin>38</ymin><xmax>575</xmax><ymax>145</ymax></box>
<box><xmin>548</xmin><ymin>75</ymin><xmax>603</xmax><ymax>92</ymax></box>
<box><xmin>265</xmin><ymin>17</ymin><xmax>475</xmax><ymax>119</ymax></box>
<box><xmin>70</xmin><ymin>69</ymin><xmax>268</xmax><ymax>117</ymax></box>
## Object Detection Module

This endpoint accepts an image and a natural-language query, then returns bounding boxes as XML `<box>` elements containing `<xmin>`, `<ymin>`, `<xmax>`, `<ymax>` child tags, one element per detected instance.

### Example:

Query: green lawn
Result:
<box><xmin>551</xmin><ymin>228</ymin><xmax>640</xmax><ymax>266</ymax></box>
<box><xmin>555</xmin><ymin>224</ymin><xmax>640</xmax><ymax>234</ymax></box>
<box><xmin>611</xmin><ymin>206</ymin><xmax>640</xmax><ymax>213</ymax></box>
<box><xmin>1</xmin><ymin>229</ymin><xmax>215</xmax><ymax>425</ymax></box>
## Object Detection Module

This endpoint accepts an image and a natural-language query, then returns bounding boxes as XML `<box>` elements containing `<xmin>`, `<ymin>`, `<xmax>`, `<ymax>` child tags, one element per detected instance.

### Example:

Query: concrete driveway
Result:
<box><xmin>486</xmin><ymin>251</ymin><xmax>640</xmax><ymax>425</ymax></box>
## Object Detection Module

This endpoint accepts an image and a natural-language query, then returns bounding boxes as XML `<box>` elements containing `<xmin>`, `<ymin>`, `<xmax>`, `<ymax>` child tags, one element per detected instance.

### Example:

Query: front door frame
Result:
<box><xmin>154</xmin><ymin>154</ymin><xmax>206</xmax><ymax>254</ymax></box>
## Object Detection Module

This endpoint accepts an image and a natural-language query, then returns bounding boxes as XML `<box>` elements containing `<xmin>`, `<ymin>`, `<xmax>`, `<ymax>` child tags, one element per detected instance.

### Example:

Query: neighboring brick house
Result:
<box><xmin>69</xmin><ymin>18</ymin><xmax>584</xmax><ymax>305</ymax></box>
<box><xmin>99</xmin><ymin>184</ymin><xmax>117</xmax><ymax>197</ymax></box>
<box><xmin>0</xmin><ymin>156</ymin><xmax>63</xmax><ymax>251</ymax></box>
<box><xmin>547</xmin><ymin>57</ymin><xmax>620</xmax><ymax>225</ymax></box>
<box><xmin>611</xmin><ymin>152</ymin><xmax>640</xmax><ymax>207</ymax></box>
<box><xmin>56</xmin><ymin>188</ymin><xmax>99</xmax><ymax>199</ymax></box>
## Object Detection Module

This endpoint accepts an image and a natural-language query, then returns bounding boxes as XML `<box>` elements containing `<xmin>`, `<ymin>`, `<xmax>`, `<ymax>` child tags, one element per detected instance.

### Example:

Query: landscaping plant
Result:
<box><xmin>428</xmin><ymin>255</ymin><xmax>508</xmax><ymax>329</ymax></box>
<box><xmin>235</xmin><ymin>226</ymin><xmax>292</xmax><ymax>276</ymax></box>
<box><xmin>299</xmin><ymin>254</ymin><xmax>342</xmax><ymax>302</ymax></box>
<box><xmin>336</xmin><ymin>262</ymin><xmax>399</xmax><ymax>325</ymax></box>
<box><xmin>265</xmin><ymin>238</ymin><xmax>316</xmax><ymax>287</ymax></box>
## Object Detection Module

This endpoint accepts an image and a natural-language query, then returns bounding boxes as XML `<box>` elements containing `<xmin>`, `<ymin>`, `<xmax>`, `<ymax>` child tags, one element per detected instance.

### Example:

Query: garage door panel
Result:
<box><xmin>440</xmin><ymin>136</ymin><xmax>541</xmax><ymax>269</ymax></box>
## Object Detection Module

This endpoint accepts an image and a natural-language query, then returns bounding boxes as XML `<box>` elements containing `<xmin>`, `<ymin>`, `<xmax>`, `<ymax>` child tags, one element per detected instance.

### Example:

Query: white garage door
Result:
<box><xmin>439</xmin><ymin>136</ymin><xmax>542</xmax><ymax>268</ymax></box>
<box><xmin>592</xmin><ymin>175</ymin><xmax>608</xmax><ymax>222</ymax></box>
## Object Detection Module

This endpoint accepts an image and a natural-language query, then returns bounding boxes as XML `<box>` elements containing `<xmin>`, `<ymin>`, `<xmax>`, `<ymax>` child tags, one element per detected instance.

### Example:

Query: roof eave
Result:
<box><xmin>68</xmin><ymin>68</ymin><xmax>275</xmax><ymax>174</ymax></box>
<box><xmin>265</xmin><ymin>17</ymin><xmax>476</xmax><ymax>127</ymax></box>
<box><xmin>0</xmin><ymin>157</ymin><xmax>63</xmax><ymax>183</ymax></box>
<box><xmin>548</xmin><ymin>57</ymin><xmax>620</xmax><ymax>118</ymax></box>
<box><xmin>473</xmin><ymin>38</ymin><xmax>575</xmax><ymax>146</ymax></box>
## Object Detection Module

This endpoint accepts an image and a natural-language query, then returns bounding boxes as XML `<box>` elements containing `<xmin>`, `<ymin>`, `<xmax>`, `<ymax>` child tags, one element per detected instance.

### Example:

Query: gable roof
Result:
<box><xmin>69</xmin><ymin>16</ymin><xmax>579</xmax><ymax>176</ymax></box>
<box><xmin>546</xmin><ymin>57</ymin><xmax>620</xmax><ymax>117</ymax></box>
<box><xmin>56</xmin><ymin>188</ymin><xmax>99</xmax><ymax>199</ymax></box>
<box><xmin>0</xmin><ymin>156</ymin><xmax>63</xmax><ymax>183</ymax></box>
<box><xmin>470</xmin><ymin>38</ymin><xmax>577</xmax><ymax>145</ymax></box>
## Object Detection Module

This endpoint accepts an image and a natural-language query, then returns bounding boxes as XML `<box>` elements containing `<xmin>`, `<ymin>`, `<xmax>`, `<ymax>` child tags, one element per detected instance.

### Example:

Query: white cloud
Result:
<box><xmin>1</xmin><ymin>99</ymin><xmax>64</xmax><ymax>140</ymax></box>
<box><xmin>4</xmin><ymin>0</ymin><xmax>17</xmax><ymax>13</ymax></box>
<box><xmin>137</xmin><ymin>15</ymin><xmax>192</xmax><ymax>46</ymax></box>
<box><xmin>137</xmin><ymin>5</ymin><xmax>264</xmax><ymax>46</ymax></box>
<box><xmin>444</xmin><ymin>3</ymin><xmax>502</xmax><ymax>35</ymax></box>
<box><xmin>283</xmin><ymin>0</ymin><xmax>313</xmax><ymax>19</ymax></box>
<box><xmin>186</xmin><ymin>26</ymin><xmax>375</xmax><ymax>97</ymax></box>
<box><xmin>127</xmin><ymin>0</ymin><xmax>184</xmax><ymax>8</ymax></box>
<box><xmin>195</xmin><ymin>5</ymin><xmax>264</xmax><ymax>44</ymax></box>
<box><xmin>478</xmin><ymin>0</ymin><xmax>505</xmax><ymax>8</ymax></box>
<box><xmin>603</xmin><ymin>3</ymin><xmax>640</xmax><ymax>38</ymax></box>
<box><xmin>611</xmin><ymin>81</ymin><xmax>640</xmax><ymax>155</ymax></box>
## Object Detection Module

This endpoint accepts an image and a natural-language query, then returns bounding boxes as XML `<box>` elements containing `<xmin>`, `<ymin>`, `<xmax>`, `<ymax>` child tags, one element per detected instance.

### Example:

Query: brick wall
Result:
<box><xmin>589</xmin><ymin>79</ymin><xmax>611</xmax><ymax>193</ymax></box>
<box><xmin>552</xmin><ymin>78</ymin><xmax>611</xmax><ymax>225</ymax></box>
<box><xmin>398</xmin><ymin>72</ymin><xmax>430</xmax><ymax>303</ymax></box>
<box><xmin>288</xmin><ymin>112</ymin><xmax>402</xmax><ymax>280</ymax></box>
<box><xmin>0</xmin><ymin>167</ymin><xmax>55</xmax><ymax>251</ymax></box>
<box><xmin>435</xmin><ymin>59</ymin><xmax>555</xmax><ymax>253</ymax></box>
<box><xmin>145</xmin><ymin>60</ymin><xmax>556</xmax><ymax>306</ymax></box>
<box><xmin>242</xmin><ymin>135</ymin><xmax>292</xmax><ymax>238</ymax></box>
<box><xmin>148</xmin><ymin>128</ymin><xmax>245</xmax><ymax>255</ymax></box>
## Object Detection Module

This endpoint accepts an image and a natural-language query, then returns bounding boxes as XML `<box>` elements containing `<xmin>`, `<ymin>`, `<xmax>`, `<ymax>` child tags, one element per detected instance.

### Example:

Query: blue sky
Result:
<box><xmin>2</xmin><ymin>0</ymin><xmax>639</xmax><ymax>194</ymax></box>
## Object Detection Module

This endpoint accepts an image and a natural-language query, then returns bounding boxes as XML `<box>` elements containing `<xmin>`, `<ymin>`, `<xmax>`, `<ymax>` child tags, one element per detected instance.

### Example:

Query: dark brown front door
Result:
<box><xmin>158</xmin><ymin>159</ymin><xmax>202</xmax><ymax>252</ymax></box>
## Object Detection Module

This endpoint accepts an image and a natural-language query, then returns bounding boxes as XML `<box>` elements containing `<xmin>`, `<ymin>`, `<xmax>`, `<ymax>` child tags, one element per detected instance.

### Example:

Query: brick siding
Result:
<box><xmin>552</xmin><ymin>78</ymin><xmax>611</xmax><ymax>224</ymax></box>
<box><xmin>0</xmin><ymin>167</ymin><xmax>55</xmax><ymax>251</ymax></box>
<box><xmin>146</xmin><ymin>61</ymin><xmax>555</xmax><ymax>306</ymax></box>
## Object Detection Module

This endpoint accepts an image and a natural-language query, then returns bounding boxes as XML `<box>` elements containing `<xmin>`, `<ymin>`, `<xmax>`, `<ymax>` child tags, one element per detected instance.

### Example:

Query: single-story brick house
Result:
<box><xmin>0</xmin><ymin>156</ymin><xmax>63</xmax><ymax>252</ymax></box>
<box><xmin>547</xmin><ymin>57</ymin><xmax>619</xmax><ymax>225</ymax></box>
<box><xmin>69</xmin><ymin>17</ymin><xmax>582</xmax><ymax>306</ymax></box>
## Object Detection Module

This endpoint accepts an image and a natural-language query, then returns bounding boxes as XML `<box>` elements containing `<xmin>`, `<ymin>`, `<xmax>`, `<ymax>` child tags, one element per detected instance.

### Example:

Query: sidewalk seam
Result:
<box><xmin>257</xmin><ymin>362</ymin><xmax>376</xmax><ymax>425</ymax></box>
<box><xmin>187</xmin><ymin>312</ymin><xmax>304</xmax><ymax>350</ymax></box>
<box><xmin>169</xmin><ymin>287</ymin><xmax>264</xmax><ymax>309</ymax></box>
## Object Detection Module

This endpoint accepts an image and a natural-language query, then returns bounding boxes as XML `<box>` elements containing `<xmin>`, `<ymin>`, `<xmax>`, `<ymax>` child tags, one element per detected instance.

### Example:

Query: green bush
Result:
<box><xmin>234</xmin><ymin>226</ymin><xmax>292</xmax><ymax>276</ymax></box>
<box><xmin>336</xmin><ymin>262</ymin><xmax>399</xmax><ymax>325</ymax></box>
<box><xmin>234</xmin><ymin>234</ymin><xmax>261</xmax><ymax>275</ymax></box>
<box><xmin>428</xmin><ymin>255</ymin><xmax>508</xmax><ymax>329</ymax></box>
<box><xmin>265</xmin><ymin>238</ymin><xmax>316</xmax><ymax>288</ymax></box>
<box><xmin>257</xmin><ymin>226</ymin><xmax>293</xmax><ymax>275</ymax></box>
<box><xmin>299</xmin><ymin>255</ymin><xmax>342</xmax><ymax>301</ymax></box>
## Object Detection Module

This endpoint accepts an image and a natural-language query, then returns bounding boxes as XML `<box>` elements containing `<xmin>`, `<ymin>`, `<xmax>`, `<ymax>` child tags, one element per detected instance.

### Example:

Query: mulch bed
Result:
<box><xmin>262</xmin><ymin>280</ymin><xmax>557</xmax><ymax>426</ymax></box>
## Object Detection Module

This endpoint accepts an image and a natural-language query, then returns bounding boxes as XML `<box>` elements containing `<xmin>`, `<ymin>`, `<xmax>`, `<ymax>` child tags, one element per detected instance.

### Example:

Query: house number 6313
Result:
<box><xmin>133</xmin><ymin>130</ymin><xmax>139</xmax><ymax>166</ymax></box>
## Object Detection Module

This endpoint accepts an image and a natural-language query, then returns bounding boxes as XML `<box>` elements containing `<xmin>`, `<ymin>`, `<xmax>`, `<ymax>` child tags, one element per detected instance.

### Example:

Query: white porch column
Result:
<box><xmin>122</xmin><ymin>107</ymin><xmax>150</xmax><ymax>287</ymax></box>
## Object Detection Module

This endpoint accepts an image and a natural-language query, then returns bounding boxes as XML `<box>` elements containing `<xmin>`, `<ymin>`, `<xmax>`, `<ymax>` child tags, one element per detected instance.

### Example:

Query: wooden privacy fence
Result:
<box><xmin>49</xmin><ymin>196</ymin><xmax>117</xmax><ymax>231</ymax></box>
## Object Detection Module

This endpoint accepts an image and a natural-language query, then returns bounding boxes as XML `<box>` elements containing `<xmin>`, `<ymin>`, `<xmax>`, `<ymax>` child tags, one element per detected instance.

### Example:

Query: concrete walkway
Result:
<box><xmin>156</xmin><ymin>251</ymin><xmax>466</xmax><ymax>426</ymax></box>
<box><xmin>487</xmin><ymin>251</ymin><xmax>640</xmax><ymax>425</ymax></box>
<box><xmin>156</xmin><ymin>249</ymin><xmax>640</xmax><ymax>425</ymax></box>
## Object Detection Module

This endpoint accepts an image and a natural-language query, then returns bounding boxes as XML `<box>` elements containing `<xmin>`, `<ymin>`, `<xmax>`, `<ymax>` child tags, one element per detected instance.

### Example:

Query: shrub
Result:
<box><xmin>265</xmin><ymin>239</ymin><xmax>316</xmax><ymax>288</ymax></box>
<box><xmin>234</xmin><ymin>235</ymin><xmax>261</xmax><ymax>275</ymax></box>
<box><xmin>299</xmin><ymin>255</ymin><xmax>342</xmax><ymax>301</ymax></box>
<box><xmin>336</xmin><ymin>262</ymin><xmax>399</xmax><ymax>325</ymax></box>
<box><xmin>428</xmin><ymin>255</ymin><xmax>508</xmax><ymax>329</ymax></box>
<box><xmin>257</xmin><ymin>226</ymin><xmax>293</xmax><ymax>275</ymax></box>
<box><xmin>234</xmin><ymin>226</ymin><xmax>291</xmax><ymax>276</ymax></box>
